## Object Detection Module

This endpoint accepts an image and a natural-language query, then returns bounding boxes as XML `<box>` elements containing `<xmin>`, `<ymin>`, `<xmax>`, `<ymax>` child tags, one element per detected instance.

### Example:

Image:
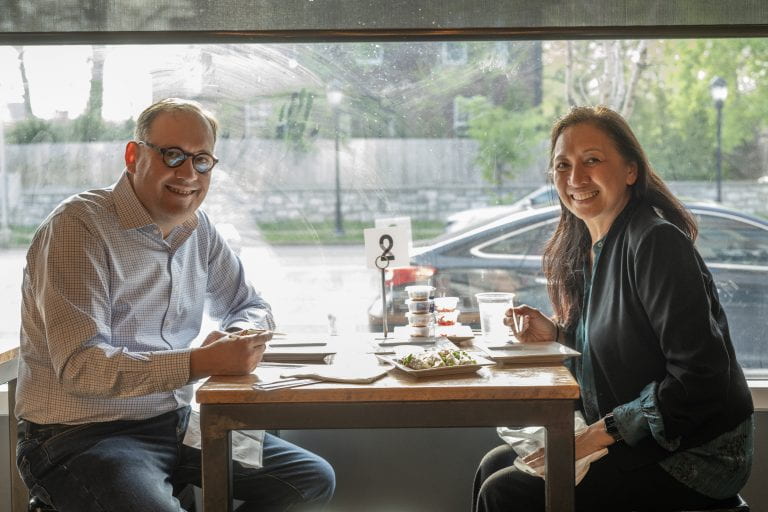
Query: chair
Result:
<box><xmin>29</xmin><ymin>484</ymin><xmax>197</xmax><ymax>512</ymax></box>
<box><xmin>673</xmin><ymin>494</ymin><xmax>749</xmax><ymax>512</ymax></box>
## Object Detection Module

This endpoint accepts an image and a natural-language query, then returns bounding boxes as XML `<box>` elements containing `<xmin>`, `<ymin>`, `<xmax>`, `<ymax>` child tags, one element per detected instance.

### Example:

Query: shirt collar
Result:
<box><xmin>113</xmin><ymin>171</ymin><xmax>199</xmax><ymax>232</ymax></box>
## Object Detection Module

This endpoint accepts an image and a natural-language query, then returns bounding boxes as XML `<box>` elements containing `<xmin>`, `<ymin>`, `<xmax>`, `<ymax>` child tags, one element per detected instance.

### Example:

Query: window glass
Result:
<box><xmin>695</xmin><ymin>213</ymin><xmax>768</xmax><ymax>266</ymax></box>
<box><xmin>477</xmin><ymin>224</ymin><xmax>553</xmax><ymax>257</ymax></box>
<box><xmin>1</xmin><ymin>39</ymin><xmax>767</xmax><ymax>372</ymax></box>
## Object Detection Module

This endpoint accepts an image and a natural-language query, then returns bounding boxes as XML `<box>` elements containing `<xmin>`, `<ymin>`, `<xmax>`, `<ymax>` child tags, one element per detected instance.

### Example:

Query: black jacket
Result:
<box><xmin>565</xmin><ymin>200</ymin><xmax>753</xmax><ymax>469</ymax></box>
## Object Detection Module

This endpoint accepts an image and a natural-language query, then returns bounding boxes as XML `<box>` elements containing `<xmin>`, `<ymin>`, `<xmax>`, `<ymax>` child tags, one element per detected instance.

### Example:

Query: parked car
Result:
<box><xmin>368</xmin><ymin>203</ymin><xmax>768</xmax><ymax>370</ymax></box>
<box><xmin>443</xmin><ymin>185</ymin><xmax>559</xmax><ymax>233</ymax></box>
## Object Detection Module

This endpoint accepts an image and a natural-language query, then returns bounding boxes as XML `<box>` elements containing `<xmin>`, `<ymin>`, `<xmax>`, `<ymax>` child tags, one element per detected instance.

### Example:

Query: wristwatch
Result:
<box><xmin>603</xmin><ymin>413</ymin><xmax>623</xmax><ymax>442</ymax></box>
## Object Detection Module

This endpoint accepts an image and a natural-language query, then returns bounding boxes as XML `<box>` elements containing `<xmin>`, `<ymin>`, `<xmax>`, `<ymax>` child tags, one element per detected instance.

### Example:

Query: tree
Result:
<box><xmin>563</xmin><ymin>40</ymin><xmax>649</xmax><ymax>118</ymax></box>
<box><xmin>275</xmin><ymin>89</ymin><xmax>318</xmax><ymax>153</ymax></box>
<box><xmin>13</xmin><ymin>47</ymin><xmax>33</xmax><ymax>119</ymax></box>
<box><xmin>461</xmin><ymin>96</ymin><xmax>545</xmax><ymax>194</ymax></box>
<box><xmin>632</xmin><ymin>39</ymin><xmax>768</xmax><ymax>180</ymax></box>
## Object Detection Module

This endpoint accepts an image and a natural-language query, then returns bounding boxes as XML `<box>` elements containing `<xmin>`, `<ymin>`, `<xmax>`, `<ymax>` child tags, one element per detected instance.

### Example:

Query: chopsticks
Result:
<box><xmin>228</xmin><ymin>329</ymin><xmax>287</xmax><ymax>338</ymax></box>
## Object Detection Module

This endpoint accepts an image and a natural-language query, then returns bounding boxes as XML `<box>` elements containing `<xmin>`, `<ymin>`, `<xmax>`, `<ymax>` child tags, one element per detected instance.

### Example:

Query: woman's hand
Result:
<box><xmin>521</xmin><ymin>419</ymin><xmax>615</xmax><ymax>469</ymax></box>
<box><xmin>503</xmin><ymin>305</ymin><xmax>558</xmax><ymax>343</ymax></box>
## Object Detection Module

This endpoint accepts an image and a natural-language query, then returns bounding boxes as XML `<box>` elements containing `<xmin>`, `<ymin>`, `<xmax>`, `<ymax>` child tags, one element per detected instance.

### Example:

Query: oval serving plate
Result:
<box><xmin>377</xmin><ymin>353</ymin><xmax>495</xmax><ymax>378</ymax></box>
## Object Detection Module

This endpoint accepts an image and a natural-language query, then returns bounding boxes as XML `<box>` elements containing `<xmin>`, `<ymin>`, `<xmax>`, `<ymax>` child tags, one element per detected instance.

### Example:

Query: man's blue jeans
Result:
<box><xmin>17</xmin><ymin>407</ymin><xmax>335</xmax><ymax>511</ymax></box>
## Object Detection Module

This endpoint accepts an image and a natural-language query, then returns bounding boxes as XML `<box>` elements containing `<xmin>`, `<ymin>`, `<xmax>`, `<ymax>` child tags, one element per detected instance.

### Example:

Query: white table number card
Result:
<box><xmin>375</xmin><ymin>216</ymin><xmax>413</xmax><ymax>250</ymax></box>
<box><xmin>364</xmin><ymin>223</ymin><xmax>410</xmax><ymax>270</ymax></box>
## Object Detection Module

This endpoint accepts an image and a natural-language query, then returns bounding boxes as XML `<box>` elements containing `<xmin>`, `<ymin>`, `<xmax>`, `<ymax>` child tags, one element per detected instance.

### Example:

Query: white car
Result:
<box><xmin>443</xmin><ymin>185</ymin><xmax>558</xmax><ymax>233</ymax></box>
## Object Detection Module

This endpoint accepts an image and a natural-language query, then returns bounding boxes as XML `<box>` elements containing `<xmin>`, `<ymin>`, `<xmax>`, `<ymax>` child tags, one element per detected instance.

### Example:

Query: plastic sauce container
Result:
<box><xmin>406</xmin><ymin>299</ymin><xmax>434</xmax><ymax>314</ymax></box>
<box><xmin>405</xmin><ymin>285</ymin><xmax>435</xmax><ymax>301</ymax></box>
<box><xmin>406</xmin><ymin>312</ymin><xmax>434</xmax><ymax>327</ymax></box>
<box><xmin>434</xmin><ymin>296</ymin><xmax>459</xmax><ymax>312</ymax></box>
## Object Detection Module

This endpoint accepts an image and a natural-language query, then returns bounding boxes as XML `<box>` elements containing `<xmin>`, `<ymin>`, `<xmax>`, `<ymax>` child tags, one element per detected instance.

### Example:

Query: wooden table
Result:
<box><xmin>0</xmin><ymin>339</ymin><xmax>27</xmax><ymax>512</ymax></box>
<box><xmin>197</xmin><ymin>342</ymin><xmax>580</xmax><ymax>512</ymax></box>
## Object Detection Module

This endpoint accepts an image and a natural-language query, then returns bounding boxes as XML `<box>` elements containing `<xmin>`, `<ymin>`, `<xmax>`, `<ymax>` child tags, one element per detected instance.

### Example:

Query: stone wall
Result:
<box><xmin>3</xmin><ymin>139</ymin><xmax>768</xmax><ymax>227</ymax></box>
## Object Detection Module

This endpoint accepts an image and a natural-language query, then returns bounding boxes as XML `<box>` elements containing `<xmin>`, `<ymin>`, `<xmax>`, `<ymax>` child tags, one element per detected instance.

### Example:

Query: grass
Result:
<box><xmin>2</xmin><ymin>221</ymin><xmax>447</xmax><ymax>248</ymax></box>
<box><xmin>0</xmin><ymin>225</ymin><xmax>36</xmax><ymax>248</ymax></box>
<box><xmin>257</xmin><ymin>220</ymin><xmax>445</xmax><ymax>245</ymax></box>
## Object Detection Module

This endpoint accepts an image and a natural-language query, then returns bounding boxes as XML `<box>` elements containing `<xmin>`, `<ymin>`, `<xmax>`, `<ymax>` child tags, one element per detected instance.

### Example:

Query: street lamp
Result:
<box><xmin>327</xmin><ymin>82</ymin><xmax>344</xmax><ymax>236</ymax></box>
<box><xmin>710</xmin><ymin>76</ymin><xmax>728</xmax><ymax>203</ymax></box>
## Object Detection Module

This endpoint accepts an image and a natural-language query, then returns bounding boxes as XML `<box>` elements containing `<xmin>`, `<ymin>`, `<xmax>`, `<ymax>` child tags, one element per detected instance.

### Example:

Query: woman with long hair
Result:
<box><xmin>472</xmin><ymin>106</ymin><xmax>753</xmax><ymax>511</ymax></box>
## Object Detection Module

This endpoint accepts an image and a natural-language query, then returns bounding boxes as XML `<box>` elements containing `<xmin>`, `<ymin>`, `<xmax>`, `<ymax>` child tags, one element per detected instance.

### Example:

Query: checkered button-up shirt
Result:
<box><xmin>16</xmin><ymin>172</ymin><xmax>274</xmax><ymax>424</ymax></box>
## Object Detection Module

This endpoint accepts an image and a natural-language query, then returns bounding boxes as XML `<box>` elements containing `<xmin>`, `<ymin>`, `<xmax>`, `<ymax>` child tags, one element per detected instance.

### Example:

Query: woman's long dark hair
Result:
<box><xmin>543</xmin><ymin>106</ymin><xmax>698</xmax><ymax>327</ymax></box>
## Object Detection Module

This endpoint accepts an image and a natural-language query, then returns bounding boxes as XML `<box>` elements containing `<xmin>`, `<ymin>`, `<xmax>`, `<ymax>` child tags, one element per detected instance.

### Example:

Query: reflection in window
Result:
<box><xmin>478</xmin><ymin>224</ymin><xmax>553</xmax><ymax>257</ymax></box>
<box><xmin>1</xmin><ymin>39</ymin><xmax>768</xmax><ymax>370</ymax></box>
<box><xmin>696</xmin><ymin>214</ymin><xmax>768</xmax><ymax>266</ymax></box>
<box><xmin>441</xmin><ymin>42</ymin><xmax>467</xmax><ymax>65</ymax></box>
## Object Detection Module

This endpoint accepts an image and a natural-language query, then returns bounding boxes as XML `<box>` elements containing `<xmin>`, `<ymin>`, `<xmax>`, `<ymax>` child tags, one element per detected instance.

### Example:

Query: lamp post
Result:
<box><xmin>327</xmin><ymin>83</ymin><xmax>344</xmax><ymax>236</ymax></box>
<box><xmin>710</xmin><ymin>76</ymin><xmax>728</xmax><ymax>203</ymax></box>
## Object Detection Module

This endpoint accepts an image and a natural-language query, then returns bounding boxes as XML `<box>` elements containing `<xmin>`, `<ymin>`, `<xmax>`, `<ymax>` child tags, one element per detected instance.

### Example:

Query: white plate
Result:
<box><xmin>478</xmin><ymin>342</ymin><xmax>580</xmax><ymax>364</ymax></box>
<box><xmin>377</xmin><ymin>352</ymin><xmax>495</xmax><ymax>378</ymax></box>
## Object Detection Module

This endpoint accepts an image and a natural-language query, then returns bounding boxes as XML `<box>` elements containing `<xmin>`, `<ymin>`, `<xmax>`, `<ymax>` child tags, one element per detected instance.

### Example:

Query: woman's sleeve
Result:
<box><xmin>614</xmin><ymin>223</ymin><xmax>731</xmax><ymax>448</ymax></box>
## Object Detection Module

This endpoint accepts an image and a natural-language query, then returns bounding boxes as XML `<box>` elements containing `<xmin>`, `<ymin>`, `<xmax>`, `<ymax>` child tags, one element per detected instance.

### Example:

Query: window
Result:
<box><xmin>352</xmin><ymin>43</ymin><xmax>384</xmax><ymax>66</ymax></box>
<box><xmin>2</xmin><ymin>8</ymin><xmax>767</xmax><ymax>372</ymax></box>
<box><xmin>452</xmin><ymin>96</ymin><xmax>470</xmax><ymax>137</ymax></box>
<box><xmin>695</xmin><ymin>212</ymin><xmax>768</xmax><ymax>267</ymax></box>
<box><xmin>441</xmin><ymin>42</ymin><xmax>467</xmax><ymax>65</ymax></box>
<box><xmin>474</xmin><ymin>223</ymin><xmax>554</xmax><ymax>258</ymax></box>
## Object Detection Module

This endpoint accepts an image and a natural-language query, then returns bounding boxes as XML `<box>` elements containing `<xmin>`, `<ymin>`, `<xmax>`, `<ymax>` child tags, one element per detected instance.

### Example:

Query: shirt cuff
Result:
<box><xmin>226</xmin><ymin>310</ymin><xmax>275</xmax><ymax>332</ymax></box>
<box><xmin>612</xmin><ymin>381</ymin><xmax>681</xmax><ymax>451</ymax></box>
<box><xmin>150</xmin><ymin>348</ymin><xmax>192</xmax><ymax>390</ymax></box>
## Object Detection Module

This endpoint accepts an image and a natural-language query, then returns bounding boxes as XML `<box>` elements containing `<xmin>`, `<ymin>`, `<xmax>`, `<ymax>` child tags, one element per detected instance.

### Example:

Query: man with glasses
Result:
<box><xmin>15</xmin><ymin>98</ymin><xmax>335</xmax><ymax>511</ymax></box>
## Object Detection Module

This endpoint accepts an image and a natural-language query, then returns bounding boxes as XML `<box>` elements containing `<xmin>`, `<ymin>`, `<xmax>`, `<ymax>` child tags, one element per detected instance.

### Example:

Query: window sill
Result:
<box><xmin>748</xmin><ymin>380</ymin><xmax>768</xmax><ymax>412</ymax></box>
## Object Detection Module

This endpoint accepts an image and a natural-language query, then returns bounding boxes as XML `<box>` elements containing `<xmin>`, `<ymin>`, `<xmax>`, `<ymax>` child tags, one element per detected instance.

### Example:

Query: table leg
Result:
<box><xmin>201</xmin><ymin>406</ymin><xmax>233</xmax><ymax>512</ymax></box>
<box><xmin>544</xmin><ymin>406</ymin><xmax>575</xmax><ymax>512</ymax></box>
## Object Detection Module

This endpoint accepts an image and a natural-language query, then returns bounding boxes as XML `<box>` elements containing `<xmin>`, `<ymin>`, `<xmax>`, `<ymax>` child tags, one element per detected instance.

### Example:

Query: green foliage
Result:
<box><xmin>629</xmin><ymin>39</ymin><xmax>768</xmax><ymax>180</ymax></box>
<box><xmin>7</xmin><ymin>118</ymin><xmax>65</xmax><ymax>143</ymax></box>
<box><xmin>460</xmin><ymin>96</ymin><xmax>546</xmax><ymax>192</ymax></box>
<box><xmin>275</xmin><ymin>89</ymin><xmax>318</xmax><ymax>152</ymax></box>
<box><xmin>7</xmin><ymin>116</ymin><xmax>134</xmax><ymax>144</ymax></box>
<box><xmin>257</xmin><ymin>219</ymin><xmax>444</xmax><ymax>245</ymax></box>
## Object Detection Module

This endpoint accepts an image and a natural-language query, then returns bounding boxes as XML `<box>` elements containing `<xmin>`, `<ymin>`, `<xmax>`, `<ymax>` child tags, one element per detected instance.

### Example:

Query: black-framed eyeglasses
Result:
<box><xmin>137</xmin><ymin>141</ymin><xmax>219</xmax><ymax>174</ymax></box>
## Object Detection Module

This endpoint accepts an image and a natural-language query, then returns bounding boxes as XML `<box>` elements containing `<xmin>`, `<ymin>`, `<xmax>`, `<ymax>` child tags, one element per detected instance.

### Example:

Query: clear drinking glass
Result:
<box><xmin>475</xmin><ymin>292</ymin><xmax>515</xmax><ymax>341</ymax></box>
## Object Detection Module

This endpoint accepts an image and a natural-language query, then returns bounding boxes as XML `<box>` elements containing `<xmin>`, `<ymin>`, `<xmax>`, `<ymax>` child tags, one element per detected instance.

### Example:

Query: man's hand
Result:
<box><xmin>189</xmin><ymin>329</ymin><xmax>272</xmax><ymax>380</ymax></box>
<box><xmin>520</xmin><ymin>419</ymin><xmax>614</xmax><ymax>469</ymax></box>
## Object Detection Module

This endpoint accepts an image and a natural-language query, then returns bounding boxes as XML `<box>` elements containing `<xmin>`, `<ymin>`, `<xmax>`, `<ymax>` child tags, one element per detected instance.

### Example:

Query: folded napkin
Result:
<box><xmin>497</xmin><ymin>412</ymin><xmax>608</xmax><ymax>485</ymax></box>
<box><xmin>281</xmin><ymin>364</ymin><xmax>390</xmax><ymax>384</ymax></box>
